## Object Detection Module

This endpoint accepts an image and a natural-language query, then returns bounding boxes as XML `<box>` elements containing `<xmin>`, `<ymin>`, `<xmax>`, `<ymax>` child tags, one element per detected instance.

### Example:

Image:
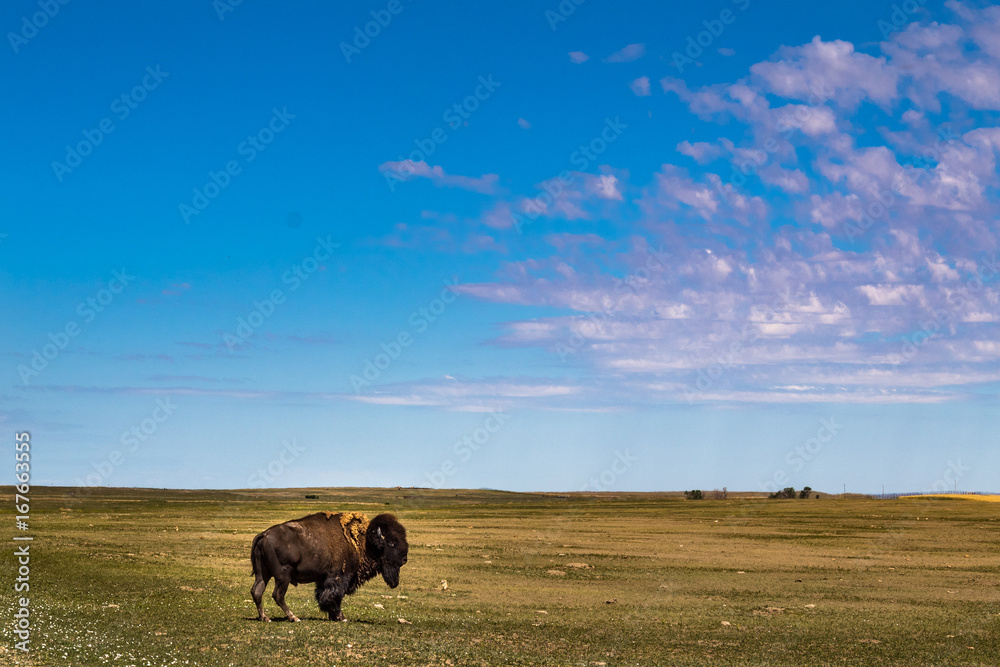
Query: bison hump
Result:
<box><xmin>321</xmin><ymin>511</ymin><xmax>369</xmax><ymax>547</ymax></box>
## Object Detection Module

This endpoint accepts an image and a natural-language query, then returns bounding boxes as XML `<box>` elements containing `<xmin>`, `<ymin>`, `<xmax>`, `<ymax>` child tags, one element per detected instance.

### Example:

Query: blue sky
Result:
<box><xmin>2</xmin><ymin>0</ymin><xmax>999</xmax><ymax>493</ymax></box>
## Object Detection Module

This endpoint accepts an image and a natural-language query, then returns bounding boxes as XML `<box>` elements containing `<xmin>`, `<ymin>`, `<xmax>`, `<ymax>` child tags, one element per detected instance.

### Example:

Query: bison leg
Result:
<box><xmin>316</xmin><ymin>575</ymin><xmax>348</xmax><ymax>622</ymax></box>
<box><xmin>272</xmin><ymin>579</ymin><xmax>300</xmax><ymax>622</ymax></box>
<box><xmin>251</xmin><ymin>575</ymin><xmax>270</xmax><ymax>622</ymax></box>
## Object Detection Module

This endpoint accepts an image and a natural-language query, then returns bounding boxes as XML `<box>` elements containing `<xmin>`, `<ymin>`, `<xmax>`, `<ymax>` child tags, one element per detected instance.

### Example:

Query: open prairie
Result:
<box><xmin>2</xmin><ymin>487</ymin><xmax>998</xmax><ymax>666</ymax></box>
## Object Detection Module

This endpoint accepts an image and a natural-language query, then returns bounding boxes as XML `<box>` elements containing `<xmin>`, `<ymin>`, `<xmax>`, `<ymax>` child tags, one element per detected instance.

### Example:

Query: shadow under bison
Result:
<box><xmin>250</xmin><ymin>511</ymin><xmax>408</xmax><ymax>622</ymax></box>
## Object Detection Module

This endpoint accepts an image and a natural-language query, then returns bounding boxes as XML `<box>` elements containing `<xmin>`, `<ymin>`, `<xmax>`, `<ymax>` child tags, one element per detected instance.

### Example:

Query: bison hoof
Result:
<box><xmin>331</xmin><ymin>611</ymin><xmax>347</xmax><ymax>622</ymax></box>
<box><xmin>289</xmin><ymin>616</ymin><xmax>301</xmax><ymax>623</ymax></box>
<box><xmin>259</xmin><ymin>615</ymin><xmax>271</xmax><ymax>622</ymax></box>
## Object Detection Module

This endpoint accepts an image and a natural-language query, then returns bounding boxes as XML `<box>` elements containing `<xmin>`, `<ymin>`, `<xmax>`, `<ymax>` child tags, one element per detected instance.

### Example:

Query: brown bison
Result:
<box><xmin>250</xmin><ymin>511</ymin><xmax>408</xmax><ymax>622</ymax></box>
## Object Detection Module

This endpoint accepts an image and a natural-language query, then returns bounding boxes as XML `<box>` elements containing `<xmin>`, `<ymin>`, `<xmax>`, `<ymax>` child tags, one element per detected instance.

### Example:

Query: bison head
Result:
<box><xmin>366</xmin><ymin>513</ymin><xmax>408</xmax><ymax>588</ymax></box>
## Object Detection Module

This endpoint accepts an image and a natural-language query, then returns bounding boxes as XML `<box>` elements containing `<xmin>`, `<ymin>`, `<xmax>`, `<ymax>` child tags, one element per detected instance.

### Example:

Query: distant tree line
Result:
<box><xmin>684</xmin><ymin>488</ymin><xmax>727</xmax><ymax>500</ymax></box>
<box><xmin>768</xmin><ymin>486</ymin><xmax>816</xmax><ymax>499</ymax></box>
<box><xmin>682</xmin><ymin>486</ymin><xmax>818</xmax><ymax>499</ymax></box>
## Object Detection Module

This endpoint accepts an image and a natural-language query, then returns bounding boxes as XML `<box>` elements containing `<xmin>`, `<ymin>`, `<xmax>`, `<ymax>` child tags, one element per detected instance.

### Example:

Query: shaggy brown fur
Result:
<box><xmin>250</xmin><ymin>511</ymin><xmax>408</xmax><ymax>622</ymax></box>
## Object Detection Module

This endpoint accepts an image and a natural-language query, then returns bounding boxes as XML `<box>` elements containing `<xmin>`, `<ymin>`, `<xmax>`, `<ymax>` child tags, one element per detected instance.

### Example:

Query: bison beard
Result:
<box><xmin>250</xmin><ymin>512</ymin><xmax>408</xmax><ymax>622</ymax></box>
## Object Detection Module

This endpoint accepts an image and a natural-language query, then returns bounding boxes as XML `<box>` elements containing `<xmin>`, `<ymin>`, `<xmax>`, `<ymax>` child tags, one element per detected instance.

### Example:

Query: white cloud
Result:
<box><xmin>630</xmin><ymin>76</ymin><xmax>651</xmax><ymax>96</ymax></box>
<box><xmin>856</xmin><ymin>284</ymin><xmax>926</xmax><ymax>306</ymax></box>
<box><xmin>677</xmin><ymin>141</ymin><xmax>723</xmax><ymax>164</ymax></box>
<box><xmin>604</xmin><ymin>43</ymin><xmax>646</xmax><ymax>63</ymax></box>
<box><xmin>378</xmin><ymin>160</ymin><xmax>500</xmax><ymax>194</ymax></box>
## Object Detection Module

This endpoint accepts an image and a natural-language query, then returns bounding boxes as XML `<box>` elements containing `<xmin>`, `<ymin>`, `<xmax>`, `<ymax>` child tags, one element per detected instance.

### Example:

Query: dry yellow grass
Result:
<box><xmin>901</xmin><ymin>493</ymin><xmax>1000</xmax><ymax>502</ymax></box>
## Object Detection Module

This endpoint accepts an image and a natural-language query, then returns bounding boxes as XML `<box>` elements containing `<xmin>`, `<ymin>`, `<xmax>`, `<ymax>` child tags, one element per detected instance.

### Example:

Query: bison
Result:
<box><xmin>250</xmin><ymin>511</ymin><xmax>408</xmax><ymax>622</ymax></box>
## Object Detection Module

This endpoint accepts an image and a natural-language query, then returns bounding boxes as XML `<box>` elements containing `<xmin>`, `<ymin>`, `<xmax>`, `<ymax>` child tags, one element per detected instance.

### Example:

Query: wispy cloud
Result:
<box><xmin>378</xmin><ymin>160</ymin><xmax>501</xmax><ymax>194</ymax></box>
<box><xmin>603</xmin><ymin>43</ymin><xmax>646</xmax><ymax>63</ymax></box>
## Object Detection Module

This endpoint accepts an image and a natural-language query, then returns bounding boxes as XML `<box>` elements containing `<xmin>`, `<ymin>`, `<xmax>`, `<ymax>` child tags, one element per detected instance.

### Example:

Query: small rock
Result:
<box><xmin>565</xmin><ymin>562</ymin><xmax>592</xmax><ymax>569</ymax></box>
<box><xmin>721</xmin><ymin>621</ymin><xmax>732</xmax><ymax>626</ymax></box>
<box><xmin>535</xmin><ymin>610</ymin><xmax>548</xmax><ymax>614</ymax></box>
<box><xmin>373</xmin><ymin>603</ymin><xmax>384</xmax><ymax>609</ymax></box>
<box><xmin>605</xmin><ymin>599</ymin><xmax>617</xmax><ymax>604</ymax></box>
<box><xmin>547</xmin><ymin>569</ymin><xmax>567</xmax><ymax>576</ymax></box>
<box><xmin>398</xmin><ymin>617</ymin><xmax>412</xmax><ymax>625</ymax></box>
<box><xmin>805</xmin><ymin>604</ymin><xmax>816</xmax><ymax>609</ymax></box>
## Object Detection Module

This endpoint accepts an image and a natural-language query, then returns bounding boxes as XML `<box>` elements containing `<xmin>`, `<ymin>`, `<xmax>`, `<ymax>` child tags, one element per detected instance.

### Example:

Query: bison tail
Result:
<box><xmin>250</xmin><ymin>533</ymin><xmax>265</xmax><ymax>576</ymax></box>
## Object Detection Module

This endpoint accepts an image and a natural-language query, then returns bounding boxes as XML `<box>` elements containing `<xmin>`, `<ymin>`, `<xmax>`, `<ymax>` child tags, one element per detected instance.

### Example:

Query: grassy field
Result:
<box><xmin>1</xmin><ymin>486</ymin><xmax>997</xmax><ymax>666</ymax></box>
